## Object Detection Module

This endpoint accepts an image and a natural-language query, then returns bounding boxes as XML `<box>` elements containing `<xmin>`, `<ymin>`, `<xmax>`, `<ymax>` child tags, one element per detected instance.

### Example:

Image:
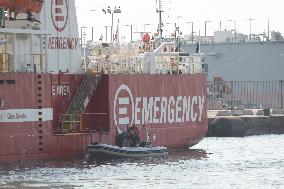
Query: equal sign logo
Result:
<box><xmin>114</xmin><ymin>84</ymin><xmax>134</xmax><ymax>128</ymax></box>
<box><xmin>118</xmin><ymin>97</ymin><xmax>130</xmax><ymax>124</ymax></box>
<box><xmin>51</xmin><ymin>0</ymin><xmax>68</xmax><ymax>32</ymax></box>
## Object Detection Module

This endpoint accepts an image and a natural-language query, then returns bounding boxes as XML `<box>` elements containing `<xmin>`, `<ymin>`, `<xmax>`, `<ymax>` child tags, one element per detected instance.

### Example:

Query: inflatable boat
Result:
<box><xmin>86</xmin><ymin>143</ymin><xmax>168</xmax><ymax>159</ymax></box>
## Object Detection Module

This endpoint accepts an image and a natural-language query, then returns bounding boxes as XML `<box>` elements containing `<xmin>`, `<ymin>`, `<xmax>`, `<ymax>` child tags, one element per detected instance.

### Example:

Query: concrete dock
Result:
<box><xmin>207</xmin><ymin>109</ymin><xmax>284</xmax><ymax>137</ymax></box>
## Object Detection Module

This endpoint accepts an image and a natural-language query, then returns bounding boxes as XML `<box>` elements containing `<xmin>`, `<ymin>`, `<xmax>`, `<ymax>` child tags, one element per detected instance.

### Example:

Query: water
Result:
<box><xmin>1</xmin><ymin>135</ymin><xmax>284</xmax><ymax>189</ymax></box>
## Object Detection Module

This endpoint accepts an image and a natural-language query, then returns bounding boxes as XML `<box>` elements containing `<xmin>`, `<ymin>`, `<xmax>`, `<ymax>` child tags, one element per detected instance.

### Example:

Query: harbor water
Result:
<box><xmin>1</xmin><ymin>135</ymin><xmax>284</xmax><ymax>189</ymax></box>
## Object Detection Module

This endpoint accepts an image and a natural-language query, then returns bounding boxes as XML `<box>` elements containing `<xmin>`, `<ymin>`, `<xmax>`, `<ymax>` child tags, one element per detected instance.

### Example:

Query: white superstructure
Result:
<box><xmin>0</xmin><ymin>0</ymin><xmax>82</xmax><ymax>74</ymax></box>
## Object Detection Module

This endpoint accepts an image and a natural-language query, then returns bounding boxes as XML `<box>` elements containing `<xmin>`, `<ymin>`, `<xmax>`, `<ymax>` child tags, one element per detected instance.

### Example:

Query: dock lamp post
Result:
<box><xmin>124</xmin><ymin>24</ymin><xmax>133</xmax><ymax>42</ymax></box>
<box><xmin>104</xmin><ymin>25</ymin><xmax>112</xmax><ymax>42</ymax></box>
<box><xmin>164</xmin><ymin>22</ymin><xmax>171</xmax><ymax>33</ymax></box>
<box><xmin>267</xmin><ymin>18</ymin><xmax>270</xmax><ymax>41</ymax></box>
<box><xmin>102</xmin><ymin>6</ymin><xmax>122</xmax><ymax>42</ymax></box>
<box><xmin>80</xmin><ymin>26</ymin><xmax>87</xmax><ymax>46</ymax></box>
<box><xmin>144</xmin><ymin>23</ymin><xmax>151</xmax><ymax>32</ymax></box>
<box><xmin>204</xmin><ymin>20</ymin><xmax>212</xmax><ymax>37</ymax></box>
<box><xmin>90</xmin><ymin>9</ymin><xmax>97</xmax><ymax>41</ymax></box>
<box><xmin>248</xmin><ymin>18</ymin><xmax>255</xmax><ymax>40</ymax></box>
<box><xmin>186</xmin><ymin>21</ymin><xmax>194</xmax><ymax>43</ymax></box>
<box><xmin>228</xmin><ymin>19</ymin><xmax>237</xmax><ymax>42</ymax></box>
<box><xmin>83</xmin><ymin>32</ymin><xmax>87</xmax><ymax>72</ymax></box>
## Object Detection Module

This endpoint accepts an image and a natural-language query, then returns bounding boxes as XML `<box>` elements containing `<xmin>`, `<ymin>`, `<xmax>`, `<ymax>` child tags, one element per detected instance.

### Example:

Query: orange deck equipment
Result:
<box><xmin>0</xmin><ymin>0</ymin><xmax>44</xmax><ymax>13</ymax></box>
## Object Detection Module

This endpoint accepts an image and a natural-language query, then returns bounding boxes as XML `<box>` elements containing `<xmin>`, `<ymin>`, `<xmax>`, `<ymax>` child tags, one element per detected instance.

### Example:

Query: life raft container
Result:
<box><xmin>0</xmin><ymin>0</ymin><xmax>44</xmax><ymax>13</ymax></box>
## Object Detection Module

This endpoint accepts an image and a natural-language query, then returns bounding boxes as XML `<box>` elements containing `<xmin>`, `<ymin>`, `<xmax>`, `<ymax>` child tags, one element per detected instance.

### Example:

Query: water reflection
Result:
<box><xmin>88</xmin><ymin>148</ymin><xmax>208</xmax><ymax>166</ymax></box>
<box><xmin>0</xmin><ymin>149</ymin><xmax>208</xmax><ymax>189</ymax></box>
<box><xmin>1</xmin><ymin>135</ymin><xmax>284</xmax><ymax>189</ymax></box>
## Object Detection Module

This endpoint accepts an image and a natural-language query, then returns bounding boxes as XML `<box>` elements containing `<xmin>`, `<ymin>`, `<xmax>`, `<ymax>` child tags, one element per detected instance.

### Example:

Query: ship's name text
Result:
<box><xmin>0</xmin><ymin>113</ymin><xmax>27</xmax><ymax>120</ymax></box>
<box><xmin>48</xmin><ymin>37</ymin><xmax>79</xmax><ymax>50</ymax></box>
<box><xmin>132</xmin><ymin>96</ymin><xmax>205</xmax><ymax>124</ymax></box>
<box><xmin>114</xmin><ymin>84</ymin><xmax>206</xmax><ymax>126</ymax></box>
<box><xmin>52</xmin><ymin>85</ymin><xmax>70</xmax><ymax>96</ymax></box>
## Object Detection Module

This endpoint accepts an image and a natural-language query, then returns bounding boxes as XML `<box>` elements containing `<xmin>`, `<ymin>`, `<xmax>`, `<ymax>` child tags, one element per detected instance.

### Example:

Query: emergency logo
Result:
<box><xmin>114</xmin><ymin>84</ymin><xmax>135</xmax><ymax>128</ymax></box>
<box><xmin>51</xmin><ymin>0</ymin><xmax>68</xmax><ymax>32</ymax></box>
<box><xmin>113</xmin><ymin>84</ymin><xmax>206</xmax><ymax>128</ymax></box>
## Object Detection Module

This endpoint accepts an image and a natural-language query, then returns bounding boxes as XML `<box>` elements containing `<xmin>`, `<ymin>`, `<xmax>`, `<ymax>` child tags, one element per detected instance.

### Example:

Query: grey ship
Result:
<box><xmin>180</xmin><ymin>30</ymin><xmax>284</xmax><ymax>81</ymax></box>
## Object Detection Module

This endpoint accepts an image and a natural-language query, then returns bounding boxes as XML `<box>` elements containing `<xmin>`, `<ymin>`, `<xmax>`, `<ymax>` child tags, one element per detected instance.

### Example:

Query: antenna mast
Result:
<box><xmin>156</xmin><ymin>0</ymin><xmax>164</xmax><ymax>40</ymax></box>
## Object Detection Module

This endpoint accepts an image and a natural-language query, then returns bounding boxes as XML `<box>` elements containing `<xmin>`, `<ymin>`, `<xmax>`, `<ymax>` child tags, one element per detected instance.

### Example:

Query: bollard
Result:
<box><xmin>263</xmin><ymin>109</ymin><xmax>270</xmax><ymax>116</ymax></box>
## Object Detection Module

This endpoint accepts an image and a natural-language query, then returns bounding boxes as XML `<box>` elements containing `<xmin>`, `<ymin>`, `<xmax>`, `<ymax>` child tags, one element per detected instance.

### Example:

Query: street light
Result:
<box><xmin>177</xmin><ymin>16</ymin><xmax>182</xmax><ymax>25</ymax></box>
<box><xmin>164</xmin><ymin>22</ymin><xmax>172</xmax><ymax>37</ymax></box>
<box><xmin>248</xmin><ymin>18</ymin><xmax>255</xmax><ymax>40</ymax></box>
<box><xmin>83</xmin><ymin>32</ymin><xmax>87</xmax><ymax>72</ymax></box>
<box><xmin>267</xmin><ymin>18</ymin><xmax>270</xmax><ymax>41</ymax></box>
<box><xmin>102</xmin><ymin>6</ymin><xmax>122</xmax><ymax>42</ymax></box>
<box><xmin>104</xmin><ymin>25</ymin><xmax>111</xmax><ymax>42</ymax></box>
<box><xmin>90</xmin><ymin>9</ymin><xmax>97</xmax><ymax>41</ymax></box>
<box><xmin>204</xmin><ymin>20</ymin><xmax>212</xmax><ymax>37</ymax></box>
<box><xmin>80</xmin><ymin>26</ymin><xmax>87</xmax><ymax>45</ymax></box>
<box><xmin>186</xmin><ymin>21</ymin><xmax>194</xmax><ymax>43</ymax></box>
<box><xmin>227</xmin><ymin>19</ymin><xmax>237</xmax><ymax>42</ymax></box>
<box><xmin>144</xmin><ymin>24</ymin><xmax>151</xmax><ymax>32</ymax></box>
<box><xmin>124</xmin><ymin>24</ymin><xmax>133</xmax><ymax>42</ymax></box>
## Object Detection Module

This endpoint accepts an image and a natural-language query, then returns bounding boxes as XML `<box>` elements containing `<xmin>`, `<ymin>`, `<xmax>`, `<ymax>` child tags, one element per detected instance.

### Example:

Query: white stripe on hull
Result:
<box><xmin>0</xmin><ymin>108</ymin><xmax>53</xmax><ymax>123</ymax></box>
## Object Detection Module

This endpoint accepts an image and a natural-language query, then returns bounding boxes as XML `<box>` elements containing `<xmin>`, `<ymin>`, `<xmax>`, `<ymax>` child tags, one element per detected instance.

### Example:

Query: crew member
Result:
<box><xmin>128</xmin><ymin>124</ymin><xmax>140</xmax><ymax>147</ymax></box>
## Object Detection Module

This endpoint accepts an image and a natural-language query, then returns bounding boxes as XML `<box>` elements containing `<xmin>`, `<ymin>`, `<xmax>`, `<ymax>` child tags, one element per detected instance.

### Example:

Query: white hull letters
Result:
<box><xmin>114</xmin><ymin>84</ymin><xmax>205</xmax><ymax>127</ymax></box>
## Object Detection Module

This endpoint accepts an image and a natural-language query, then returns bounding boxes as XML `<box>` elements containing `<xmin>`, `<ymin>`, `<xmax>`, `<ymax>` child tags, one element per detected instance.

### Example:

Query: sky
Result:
<box><xmin>75</xmin><ymin>0</ymin><xmax>284</xmax><ymax>42</ymax></box>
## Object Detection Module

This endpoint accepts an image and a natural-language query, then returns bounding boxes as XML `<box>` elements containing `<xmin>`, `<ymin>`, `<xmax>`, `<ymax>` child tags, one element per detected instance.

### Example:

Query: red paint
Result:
<box><xmin>0</xmin><ymin>73</ymin><xmax>207</xmax><ymax>164</ymax></box>
<box><xmin>55</xmin><ymin>8</ymin><xmax>62</xmax><ymax>14</ymax></box>
<box><xmin>0</xmin><ymin>0</ymin><xmax>43</xmax><ymax>13</ymax></box>
<box><xmin>55</xmin><ymin>0</ymin><xmax>63</xmax><ymax>5</ymax></box>
<box><xmin>55</xmin><ymin>16</ymin><xmax>64</xmax><ymax>22</ymax></box>
<box><xmin>48</xmin><ymin>37</ymin><xmax>79</xmax><ymax>50</ymax></box>
<box><xmin>51</xmin><ymin>0</ymin><xmax>68</xmax><ymax>32</ymax></box>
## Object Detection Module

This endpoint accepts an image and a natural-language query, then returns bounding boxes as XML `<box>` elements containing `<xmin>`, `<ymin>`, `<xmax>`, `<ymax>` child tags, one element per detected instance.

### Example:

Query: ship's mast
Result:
<box><xmin>156</xmin><ymin>0</ymin><xmax>164</xmax><ymax>42</ymax></box>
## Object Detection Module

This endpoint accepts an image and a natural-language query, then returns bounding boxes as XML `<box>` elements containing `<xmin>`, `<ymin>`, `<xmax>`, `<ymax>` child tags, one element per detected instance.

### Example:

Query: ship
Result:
<box><xmin>0</xmin><ymin>0</ymin><xmax>208</xmax><ymax>164</ymax></box>
<box><xmin>180</xmin><ymin>30</ymin><xmax>284</xmax><ymax>81</ymax></box>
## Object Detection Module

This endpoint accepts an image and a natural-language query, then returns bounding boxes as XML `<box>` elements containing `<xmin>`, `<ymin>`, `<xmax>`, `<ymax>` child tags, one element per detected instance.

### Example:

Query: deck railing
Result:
<box><xmin>0</xmin><ymin>53</ymin><xmax>44</xmax><ymax>73</ymax></box>
<box><xmin>53</xmin><ymin>113</ymin><xmax>109</xmax><ymax>134</ymax></box>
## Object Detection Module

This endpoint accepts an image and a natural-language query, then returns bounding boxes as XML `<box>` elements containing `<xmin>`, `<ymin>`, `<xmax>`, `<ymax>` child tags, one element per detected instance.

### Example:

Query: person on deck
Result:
<box><xmin>128</xmin><ymin>124</ymin><xmax>140</xmax><ymax>147</ymax></box>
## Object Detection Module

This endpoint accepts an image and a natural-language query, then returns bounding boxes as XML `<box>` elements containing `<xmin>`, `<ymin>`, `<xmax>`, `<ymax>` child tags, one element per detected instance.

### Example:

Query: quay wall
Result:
<box><xmin>207</xmin><ymin>109</ymin><xmax>284</xmax><ymax>137</ymax></box>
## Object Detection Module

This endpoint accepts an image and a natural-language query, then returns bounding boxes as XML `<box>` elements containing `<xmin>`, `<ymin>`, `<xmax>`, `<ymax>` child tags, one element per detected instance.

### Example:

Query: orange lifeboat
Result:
<box><xmin>0</xmin><ymin>0</ymin><xmax>44</xmax><ymax>13</ymax></box>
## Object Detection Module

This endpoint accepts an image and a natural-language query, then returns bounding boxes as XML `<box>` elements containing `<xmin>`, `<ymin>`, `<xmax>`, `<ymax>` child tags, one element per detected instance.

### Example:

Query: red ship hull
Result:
<box><xmin>0</xmin><ymin>73</ymin><xmax>207</xmax><ymax>164</ymax></box>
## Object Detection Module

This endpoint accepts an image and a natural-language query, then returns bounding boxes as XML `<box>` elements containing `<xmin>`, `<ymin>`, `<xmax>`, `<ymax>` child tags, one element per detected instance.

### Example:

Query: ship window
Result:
<box><xmin>6</xmin><ymin>80</ymin><xmax>16</xmax><ymax>84</ymax></box>
<box><xmin>0</xmin><ymin>80</ymin><xmax>15</xmax><ymax>84</ymax></box>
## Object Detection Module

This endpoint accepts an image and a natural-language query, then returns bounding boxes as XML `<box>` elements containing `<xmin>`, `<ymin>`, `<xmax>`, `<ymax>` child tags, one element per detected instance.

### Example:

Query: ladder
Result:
<box><xmin>66</xmin><ymin>73</ymin><xmax>101</xmax><ymax>114</ymax></box>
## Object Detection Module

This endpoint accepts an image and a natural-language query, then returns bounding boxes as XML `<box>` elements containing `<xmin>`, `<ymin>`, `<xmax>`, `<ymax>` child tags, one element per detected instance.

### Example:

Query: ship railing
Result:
<box><xmin>60</xmin><ymin>114</ymin><xmax>81</xmax><ymax>133</ymax></box>
<box><xmin>88</xmin><ymin>57</ymin><xmax>143</xmax><ymax>75</ymax></box>
<box><xmin>0</xmin><ymin>52</ymin><xmax>44</xmax><ymax>73</ymax></box>
<box><xmin>87</xmin><ymin>42</ymin><xmax>206</xmax><ymax>75</ymax></box>
<box><xmin>142</xmin><ymin>52</ymin><xmax>204</xmax><ymax>74</ymax></box>
<box><xmin>0</xmin><ymin>53</ymin><xmax>13</xmax><ymax>73</ymax></box>
<box><xmin>87</xmin><ymin>53</ymin><xmax>204</xmax><ymax>75</ymax></box>
<box><xmin>54</xmin><ymin>113</ymin><xmax>109</xmax><ymax>134</ymax></box>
